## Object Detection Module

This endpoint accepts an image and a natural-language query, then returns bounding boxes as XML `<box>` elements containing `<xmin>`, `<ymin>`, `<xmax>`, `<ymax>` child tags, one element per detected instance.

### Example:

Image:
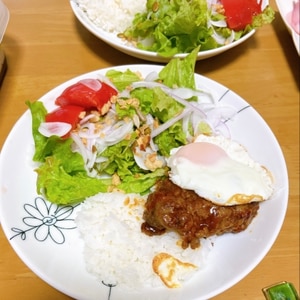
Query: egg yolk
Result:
<box><xmin>175</xmin><ymin>142</ymin><xmax>228</xmax><ymax>166</ymax></box>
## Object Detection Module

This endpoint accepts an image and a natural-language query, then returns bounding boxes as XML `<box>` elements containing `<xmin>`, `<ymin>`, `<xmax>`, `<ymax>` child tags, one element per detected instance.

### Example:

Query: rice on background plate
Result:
<box><xmin>75</xmin><ymin>192</ymin><xmax>214</xmax><ymax>290</ymax></box>
<box><xmin>76</xmin><ymin>0</ymin><xmax>147</xmax><ymax>33</ymax></box>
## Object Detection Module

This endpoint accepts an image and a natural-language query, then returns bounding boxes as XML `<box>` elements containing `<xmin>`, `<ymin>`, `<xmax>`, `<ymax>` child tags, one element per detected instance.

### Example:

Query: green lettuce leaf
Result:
<box><xmin>154</xmin><ymin>122</ymin><xmax>187</xmax><ymax>157</ymax></box>
<box><xmin>98</xmin><ymin>133</ymin><xmax>139</xmax><ymax>176</ymax></box>
<box><xmin>158</xmin><ymin>46</ymin><xmax>198</xmax><ymax>88</ymax></box>
<box><xmin>106</xmin><ymin>69</ymin><xmax>141</xmax><ymax>91</ymax></box>
<box><xmin>250</xmin><ymin>6</ymin><xmax>275</xmax><ymax>30</ymax></box>
<box><xmin>117</xmin><ymin>168</ymin><xmax>167</xmax><ymax>195</ymax></box>
<box><xmin>36</xmin><ymin>155</ymin><xmax>111</xmax><ymax>205</ymax></box>
<box><xmin>26</xmin><ymin>100</ymin><xmax>48</xmax><ymax>162</ymax></box>
<box><xmin>124</xmin><ymin>0</ymin><xmax>213</xmax><ymax>56</ymax></box>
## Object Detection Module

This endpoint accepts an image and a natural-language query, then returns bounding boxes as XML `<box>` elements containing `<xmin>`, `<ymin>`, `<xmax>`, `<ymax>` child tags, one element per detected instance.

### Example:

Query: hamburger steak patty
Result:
<box><xmin>141</xmin><ymin>179</ymin><xmax>259</xmax><ymax>249</ymax></box>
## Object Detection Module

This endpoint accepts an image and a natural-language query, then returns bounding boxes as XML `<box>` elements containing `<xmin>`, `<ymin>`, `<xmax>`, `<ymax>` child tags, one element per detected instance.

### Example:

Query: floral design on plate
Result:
<box><xmin>10</xmin><ymin>196</ymin><xmax>78</xmax><ymax>244</ymax></box>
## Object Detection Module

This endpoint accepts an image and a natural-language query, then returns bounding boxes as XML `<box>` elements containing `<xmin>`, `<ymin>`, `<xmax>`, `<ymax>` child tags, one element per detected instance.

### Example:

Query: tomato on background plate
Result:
<box><xmin>221</xmin><ymin>0</ymin><xmax>263</xmax><ymax>31</ymax></box>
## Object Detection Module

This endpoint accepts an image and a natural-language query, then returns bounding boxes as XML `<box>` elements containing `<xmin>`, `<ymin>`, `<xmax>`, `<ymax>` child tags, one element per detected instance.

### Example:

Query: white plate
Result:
<box><xmin>0</xmin><ymin>0</ymin><xmax>9</xmax><ymax>43</ymax></box>
<box><xmin>0</xmin><ymin>65</ymin><xmax>288</xmax><ymax>300</ymax></box>
<box><xmin>275</xmin><ymin>0</ymin><xmax>300</xmax><ymax>55</ymax></box>
<box><xmin>69</xmin><ymin>0</ymin><xmax>264</xmax><ymax>62</ymax></box>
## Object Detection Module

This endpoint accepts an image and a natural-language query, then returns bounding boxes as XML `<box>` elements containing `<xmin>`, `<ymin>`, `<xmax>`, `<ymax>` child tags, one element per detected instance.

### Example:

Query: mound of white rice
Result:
<box><xmin>77</xmin><ymin>0</ymin><xmax>147</xmax><ymax>33</ymax></box>
<box><xmin>75</xmin><ymin>192</ymin><xmax>214</xmax><ymax>290</ymax></box>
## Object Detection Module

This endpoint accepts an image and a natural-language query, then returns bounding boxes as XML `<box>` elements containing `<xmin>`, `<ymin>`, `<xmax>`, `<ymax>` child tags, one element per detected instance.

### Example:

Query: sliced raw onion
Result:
<box><xmin>79</xmin><ymin>79</ymin><xmax>102</xmax><ymax>91</ymax></box>
<box><xmin>96</xmin><ymin>73</ymin><xmax>119</xmax><ymax>91</ymax></box>
<box><xmin>171</xmin><ymin>87</ymin><xmax>210</xmax><ymax>99</ymax></box>
<box><xmin>151</xmin><ymin>108</ymin><xmax>192</xmax><ymax>138</ymax></box>
<box><xmin>70</xmin><ymin>132</ymin><xmax>89</xmax><ymax>164</ymax></box>
<box><xmin>131</xmin><ymin>81</ymin><xmax>165</xmax><ymax>90</ymax></box>
<box><xmin>131</xmin><ymin>81</ymin><xmax>207</xmax><ymax>119</ymax></box>
<box><xmin>79</xmin><ymin>114</ymin><xmax>97</xmax><ymax>125</ymax></box>
<box><xmin>38</xmin><ymin>122</ymin><xmax>72</xmax><ymax>137</ymax></box>
<box><xmin>133</xmin><ymin>146</ymin><xmax>166</xmax><ymax>171</ymax></box>
<box><xmin>144</xmin><ymin>71</ymin><xmax>159</xmax><ymax>82</ymax></box>
<box><xmin>209</xmin><ymin>19</ymin><xmax>227</xmax><ymax>28</ymax></box>
<box><xmin>102</xmin><ymin>120</ymin><xmax>134</xmax><ymax>145</ymax></box>
<box><xmin>211</xmin><ymin>28</ymin><xmax>235</xmax><ymax>45</ymax></box>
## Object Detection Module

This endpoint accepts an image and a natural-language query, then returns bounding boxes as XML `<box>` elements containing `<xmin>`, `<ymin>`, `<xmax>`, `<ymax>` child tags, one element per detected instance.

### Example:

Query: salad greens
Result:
<box><xmin>27</xmin><ymin>101</ymin><xmax>111</xmax><ymax>204</ymax></box>
<box><xmin>122</xmin><ymin>0</ymin><xmax>275</xmax><ymax>57</ymax></box>
<box><xmin>123</xmin><ymin>0</ymin><xmax>216</xmax><ymax>56</ymax></box>
<box><xmin>28</xmin><ymin>48</ymin><xmax>201</xmax><ymax>205</ymax></box>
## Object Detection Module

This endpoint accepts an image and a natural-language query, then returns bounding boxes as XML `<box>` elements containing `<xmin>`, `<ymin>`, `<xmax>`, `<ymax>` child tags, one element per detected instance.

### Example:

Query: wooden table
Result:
<box><xmin>0</xmin><ymin>0</ymin><xmax>299</xmax><ymax>299</ymax></box>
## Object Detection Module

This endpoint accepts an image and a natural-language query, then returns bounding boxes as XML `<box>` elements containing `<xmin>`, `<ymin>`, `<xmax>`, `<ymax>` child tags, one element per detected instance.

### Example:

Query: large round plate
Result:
<box><xmin>275</xmin><ymin>0</ymin><xmax>300</xmax><ymax>55</ymax></box>
<box><xmin>0</xmin><ymin>65</ymin><xmax>288</xmax><ymax>300</ymax></box>
<box><xmin>69</xmin><ymin>0</ymin><xmax>268</xmax><ymax>63</ymax></box>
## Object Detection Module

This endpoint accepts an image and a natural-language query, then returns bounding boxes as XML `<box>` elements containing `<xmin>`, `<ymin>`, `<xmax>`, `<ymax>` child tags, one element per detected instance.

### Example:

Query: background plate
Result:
<box><xmin>69</xmin><ymin>0</ymin><xmax>264</xmax><ymax>62</ymax></box>
<box><xmin>275</xmin><ymin>0</ymin><xmax>300</xmax><ymax>55</ymax></box>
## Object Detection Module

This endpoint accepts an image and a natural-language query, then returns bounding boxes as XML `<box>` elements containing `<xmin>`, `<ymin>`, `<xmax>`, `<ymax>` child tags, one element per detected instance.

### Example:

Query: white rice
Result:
<box><xmin>75</xmin><ymin>192</ymin><xmax>214</xmax><ymax>290</ymax></box>
<box><xmin>77</xmin><ymin>0</ymin><xmax>147</xmax><ymax>33</ymax></box>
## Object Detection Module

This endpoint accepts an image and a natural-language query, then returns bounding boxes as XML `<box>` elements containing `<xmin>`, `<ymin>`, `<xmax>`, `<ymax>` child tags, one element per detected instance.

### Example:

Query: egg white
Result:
<box><xmin>167</xmin><ymin>134</ymin><xmax>274</xmax><ymax>206</ymax></box>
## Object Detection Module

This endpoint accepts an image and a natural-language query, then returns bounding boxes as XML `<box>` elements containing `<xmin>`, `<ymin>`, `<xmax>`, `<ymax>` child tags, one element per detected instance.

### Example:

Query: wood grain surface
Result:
<box><xmin>0</xmin><ymin>0</ymin><xmax>298</xmax><ymax>299</ymax></box>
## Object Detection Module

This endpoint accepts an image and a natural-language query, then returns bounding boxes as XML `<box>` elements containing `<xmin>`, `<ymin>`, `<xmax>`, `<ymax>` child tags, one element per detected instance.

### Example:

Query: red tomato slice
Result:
<box><xmin>221</xmin><ymin>0</ymin><xmax>262</xmax><ymax>31</ymax></box>
<box><xmin>55</xmin><ymin>79</ymin><xmax>118</xmax><ymax>112</ymax></box>
<box><xmin>45</xmin><ymin>105</ymin><xmax>85</xmax><ymax>130</ymax></box>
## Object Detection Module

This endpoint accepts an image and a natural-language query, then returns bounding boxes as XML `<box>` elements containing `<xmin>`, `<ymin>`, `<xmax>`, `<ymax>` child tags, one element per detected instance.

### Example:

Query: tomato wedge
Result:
<box><xmin>221</xmin><ymin>0</ymin><xmax>263</xmax><ymax>31</ymax></box>
<box><xmin>55</xmin><ymin>79</ymin><xmax>118</xmax><ymax>112</ymax></box>
<box><xmin>45</xmin><ymin>105</ymin><xmax>85</xmax><ymax>131</ymax></box>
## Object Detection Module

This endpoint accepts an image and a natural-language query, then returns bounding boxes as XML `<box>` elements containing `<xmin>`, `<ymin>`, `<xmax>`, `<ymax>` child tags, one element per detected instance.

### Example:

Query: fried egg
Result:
<box><xmin>152</xmin><ymin>252</ymin><xmax>197</xmax><ymax>288</ymax></box>
<box><xmin>167</xmin><ymin>134</ymin><xmax>274</xmax><ymax>206</ymax></box>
